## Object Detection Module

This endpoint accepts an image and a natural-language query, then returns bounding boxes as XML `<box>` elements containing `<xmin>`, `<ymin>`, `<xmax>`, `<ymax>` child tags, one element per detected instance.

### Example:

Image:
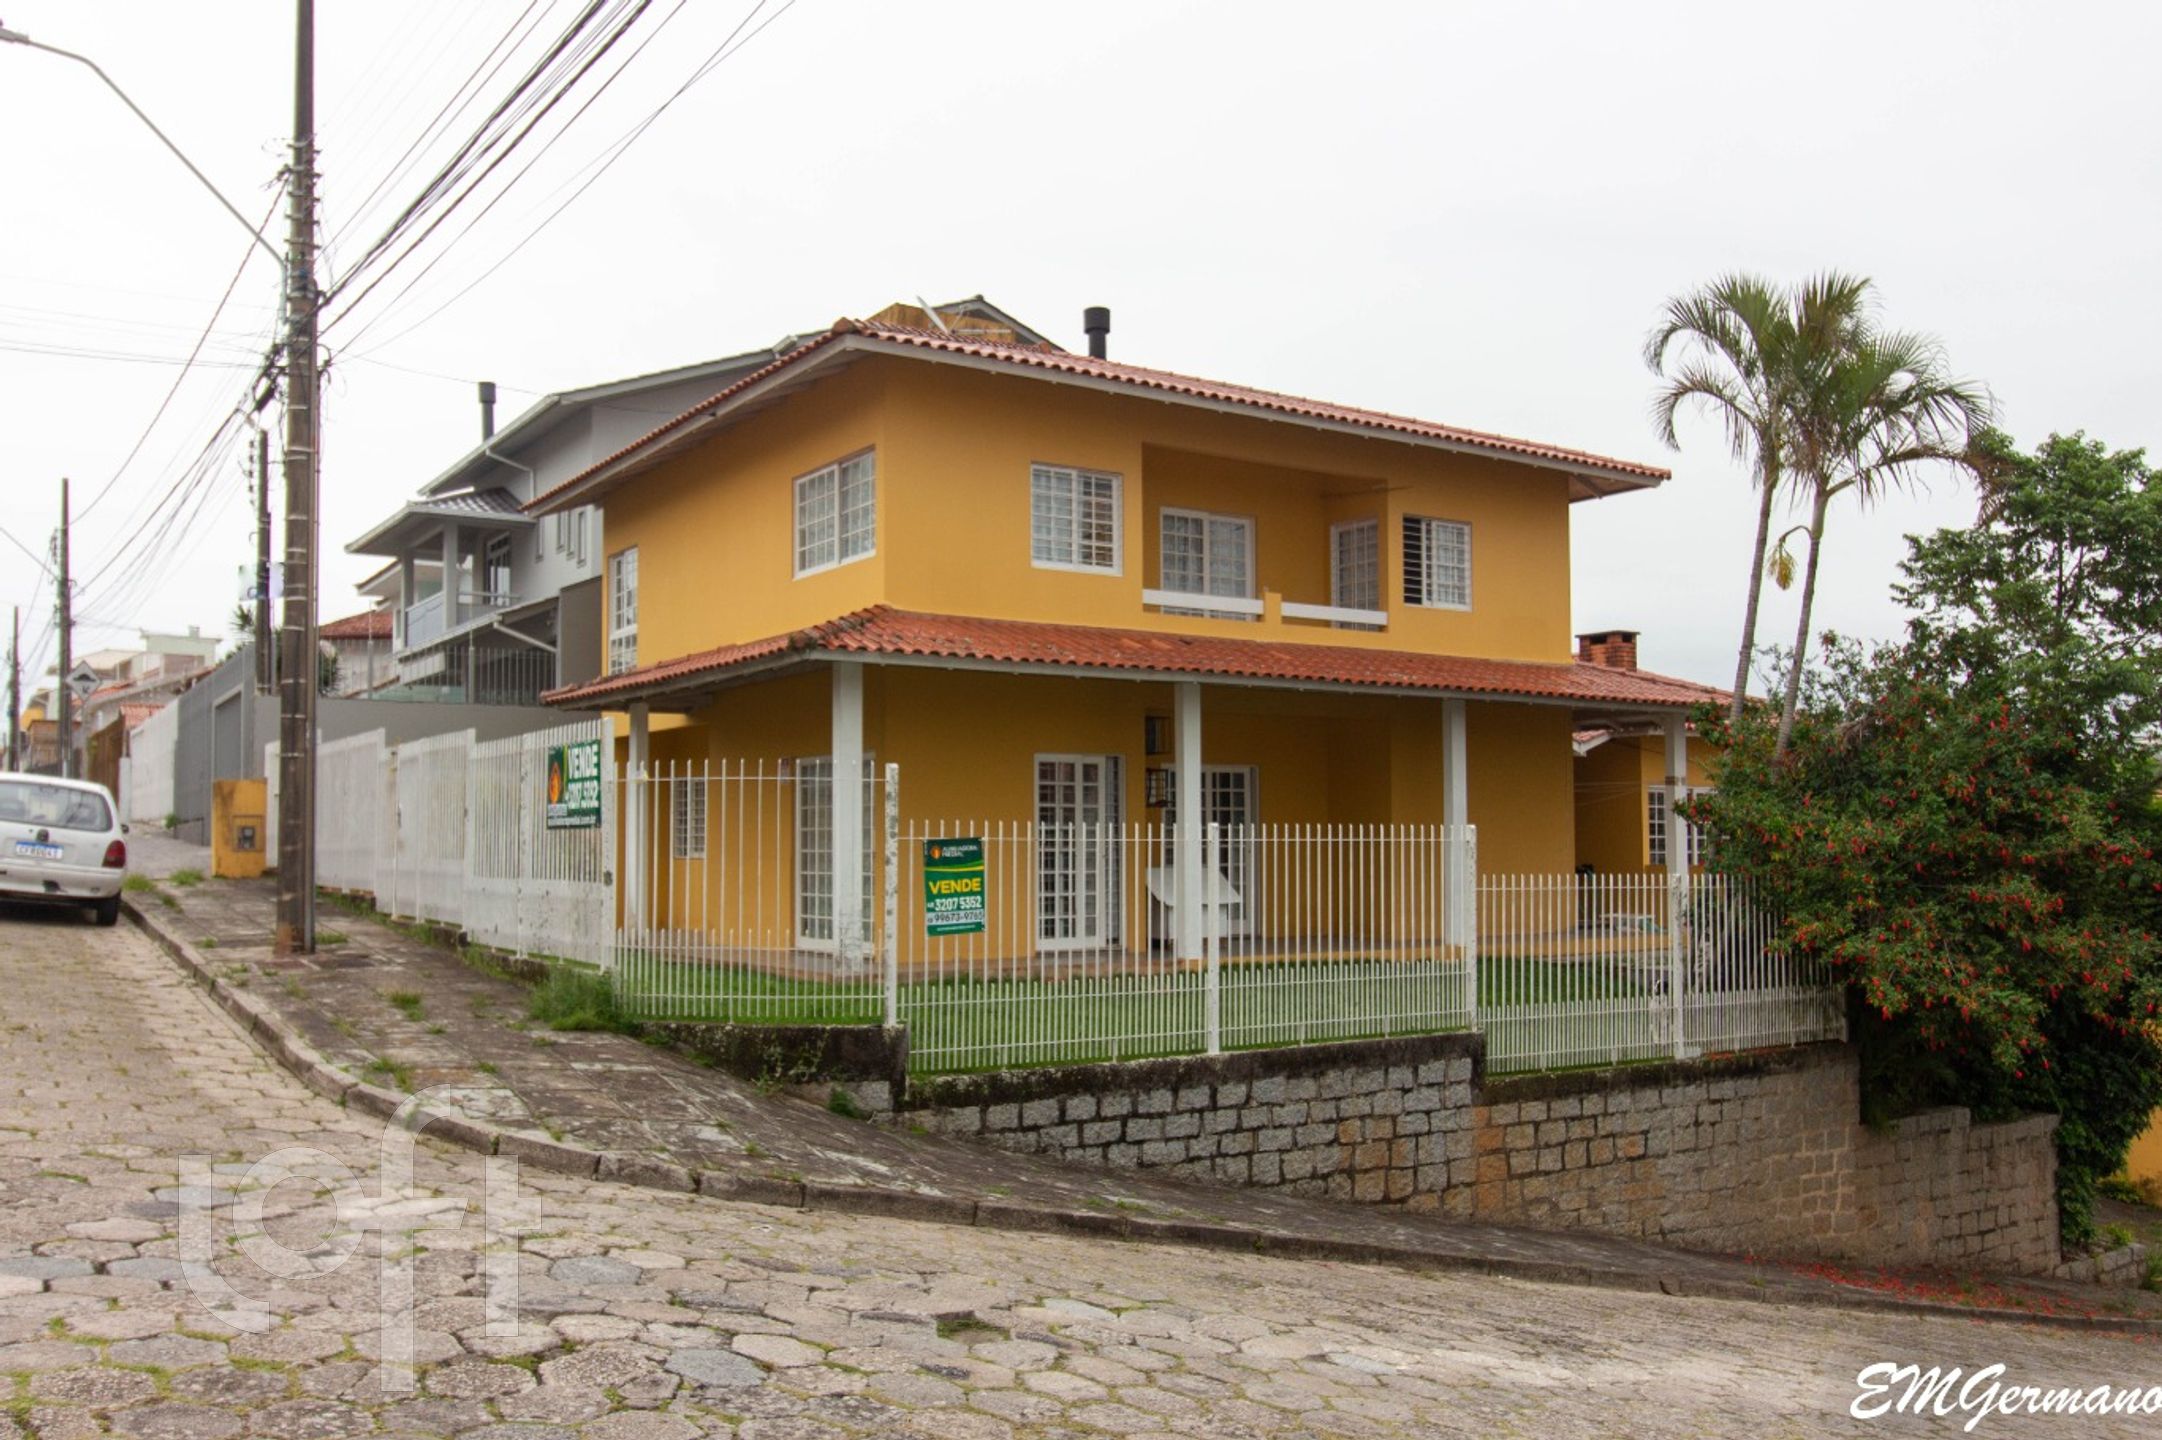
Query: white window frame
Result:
<box><xmin>607</xmin><ymin>546</ymin><xmax>638</xmax><ymax>675</ymax></box>
<box><xmin>1035</xmin><ymin>753</ymin><xmax>1126</xmax><ymax>952</ymax></box>
<box><xmin>1030</xmin><ymin>463</ymin><xmax>1123</xmax><ymax>574</ymax></box>
<box><xmin>793</xmin><ymin>450</ymin><xmax>877</xmax><ymax>578</ymax></box>
<box><xmin>795</xmin><ymin>756</ymin><xmax>875</xmax><ymax>951</ymax></box>
<box><xmin>1158</xmin><ymin>507</ymin><xmax>1257</xmax><ymax>619</ymax></box>
<box><xmin>484</xmin><ymin>533</ymin><xmax>513</xmax><ymax>600</ymax></box>
<box><xmin>1649</xmin><ymin>784</ymin><xmax>1711</xmax><ymax>868</ymax></box>
<box><xmin>1402</xmin><ymin>514</ymin><xmax>1472</xmax><ymax>611</ymax></box>
<box><xmin>671</xmin><ymin>778</ymin><xmax>706</xmax><ymax>860</ymax></box>
<box><xmin>1158</xmin><ymin>763</ymin><xmax>1260</xmax><ymax>939</ymax></box>
<box><xmin>1329</xmin><ymin>517</ymin><xmax>1381</xmax><ymax>631</ymax></box>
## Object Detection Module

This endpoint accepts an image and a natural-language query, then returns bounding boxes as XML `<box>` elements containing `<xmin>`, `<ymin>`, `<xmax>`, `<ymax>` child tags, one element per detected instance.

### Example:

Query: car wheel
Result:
<box><xmin>92</xmin><ymin>896</ymin><xmax>121</xmax><ymax>927</ymax></box>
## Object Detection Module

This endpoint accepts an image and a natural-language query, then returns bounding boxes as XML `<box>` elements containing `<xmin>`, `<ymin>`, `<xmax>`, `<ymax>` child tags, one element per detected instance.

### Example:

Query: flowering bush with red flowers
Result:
<box><xmin>1689</xmin><ymin>432</ymin><xmax>2162</xmax><ymax>1247</ymax></box>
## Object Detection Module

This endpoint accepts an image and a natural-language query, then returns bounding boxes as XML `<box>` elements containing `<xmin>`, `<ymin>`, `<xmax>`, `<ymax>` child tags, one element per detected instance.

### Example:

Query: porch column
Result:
<box><xmin>1442</xmin><ymin>697</ymin><xmax>1471</xmax><ymax>951</ymax></box>
<box><xmin>439</xmin><ymin>523</ymin><xmax>461</xmax><ymax>626</ymax></box>
<box><xmin>625</xmin><ymin>702</ymin><xmax>649</xmax><ymax>929</ymax></box>
<box><xmin>1175</xmin><ymin>680</ymin><xmax>1204</xmax><ymax>963</ymax></box>
<box><xmin>397</xmin><ymin>554</ymin><xmax>415</xmax><ymax>646</ymax></box>
<box><xmin>1662</xmin><ymin>714</ymin><xmax>1689</xmax><ymax>886</ymax></box>
<box><xmin>832</xmin><ymin>662</ymin><xmax>866</xmax><ymax>965</ymax></box>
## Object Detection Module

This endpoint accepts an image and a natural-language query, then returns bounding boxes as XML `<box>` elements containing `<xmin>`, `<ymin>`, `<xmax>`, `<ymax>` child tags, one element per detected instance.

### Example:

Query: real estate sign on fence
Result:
<box><xmin>546</xmin><ymin>739</ymin><xmax>602</xmax><ymax>830</ymax></box>
<box><xmin>922</xmin><ymin>836</ymin><xmax>985</xmax><ymax>935</ymax></box>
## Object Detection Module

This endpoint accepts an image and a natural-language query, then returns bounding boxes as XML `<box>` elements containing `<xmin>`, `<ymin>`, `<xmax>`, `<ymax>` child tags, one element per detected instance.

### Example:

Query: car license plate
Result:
<box><xmin>12</xmin><ymin>842</ymin><xmax>63</xmax><ymax>860</ymax></box>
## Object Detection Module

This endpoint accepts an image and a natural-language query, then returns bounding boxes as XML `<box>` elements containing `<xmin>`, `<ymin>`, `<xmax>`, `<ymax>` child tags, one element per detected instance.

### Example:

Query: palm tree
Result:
<box><xmin>1772</xmin><ymin>328</ymin><xmax>1992</xmax><ymax>752</ymax></box>
<box><xmin>1645</xmin><ymin>273</ymin><xmax>1872</xmax><ymax>725</ymax></box>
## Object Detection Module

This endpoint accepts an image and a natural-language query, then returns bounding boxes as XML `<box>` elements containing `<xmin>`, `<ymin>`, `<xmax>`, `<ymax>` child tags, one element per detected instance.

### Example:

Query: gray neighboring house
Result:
<box><xmin>342</xmin><ymin>297</ymin><xmax>1051</xmax><ymax>704</ymax></box>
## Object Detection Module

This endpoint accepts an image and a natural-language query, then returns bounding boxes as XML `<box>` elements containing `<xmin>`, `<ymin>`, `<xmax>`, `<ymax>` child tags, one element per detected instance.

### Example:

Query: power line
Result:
<box><xmin>324</xmin><ymin>0</ymin><xmax>624</xmax><ymax>305</ymax></box>
<box><xmin>326</xmin><ymin>0</ymin><xmax>558</xmax><ymax>257</ymax></box>
<box><xmin>74</xmin><ymin>185</ymin><xmax>286</xmax><ymax>525</ymax></box>
<box><xmin>325</xmin><ymin>0</ymin><xmax>661</xmax><ymax>334</ymax></box>
<box><xmin>347</xmin><ymin>0</ymin><xmax>799</xmax><ymax>355</ymax></box>
<box><xmin>328</xmin><ymin>0</ymin><xmax>696</xmax><ymax>346</ymax></box>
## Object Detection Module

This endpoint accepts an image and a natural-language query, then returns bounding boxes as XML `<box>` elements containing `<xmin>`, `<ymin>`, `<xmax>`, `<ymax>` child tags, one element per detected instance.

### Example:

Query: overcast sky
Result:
<box><xmin>3</xmin><ymin>0</ymin><xmax>2156</xmax><ymax>693</ymax></box>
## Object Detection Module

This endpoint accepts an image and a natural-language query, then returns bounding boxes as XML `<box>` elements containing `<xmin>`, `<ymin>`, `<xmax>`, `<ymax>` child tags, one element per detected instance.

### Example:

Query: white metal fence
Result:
<box><xmin>1478</xmin><ymin>870</ymin><xmax>1844</xmax><ymax>1073</ymax></box>
<box><xmin>894</xmin><ymin>821</ymin><xmax>1478</xmax><ymax>1074</ymax></box>
<box><xmin>267</xmin><ymin>720</ymin><xmax>614</xmax><ymax>966</ymax></box>
<box><xmin>605</xmin><ymin>763</ymin><xmax>1838</xmax><ymax>1075</ymax></box>
<box><xmin>612</xmin><ymin>760</ymin><xmax>899</xmax><ymax>1026</ymax></box>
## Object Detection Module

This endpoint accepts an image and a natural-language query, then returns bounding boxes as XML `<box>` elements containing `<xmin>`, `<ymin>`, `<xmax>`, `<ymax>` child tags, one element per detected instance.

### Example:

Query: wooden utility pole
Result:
<box><xmin>255</xmin><ymin>425</ymin><xmax>273</xmax><ymax>693</ymax></box>
<box><xmin>274</xmin><ymin>0</ymin><xmax>318</xmax><ymax>954</ymax></box>
<box><xmin>54</xmin><ymin>476</ymin><xmax>72</xmax><ymax>780</ymax></box>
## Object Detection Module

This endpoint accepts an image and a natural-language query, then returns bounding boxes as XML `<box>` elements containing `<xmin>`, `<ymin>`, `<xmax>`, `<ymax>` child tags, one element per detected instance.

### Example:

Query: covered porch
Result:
<box><xmin>552</xmin><ymin>609</ymin><xmax>1735</xmax><ymax>1058</ymax></box>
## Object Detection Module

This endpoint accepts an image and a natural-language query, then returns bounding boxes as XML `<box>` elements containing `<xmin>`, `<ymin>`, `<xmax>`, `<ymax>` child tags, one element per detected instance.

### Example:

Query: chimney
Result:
<box><xmin>1083</xmin><ymin>306</ymin><xmax>1110</xmax><ymax>359</ymax></box>
<box><xmin>1575</xmin><ymin>629</ymin><xmax>1640</xmax><ymax>671</ymax></box>
<box><xmin>478</xmin><ymin>379</ymin><xmax>498</xmax><ymax>441</ymax></box>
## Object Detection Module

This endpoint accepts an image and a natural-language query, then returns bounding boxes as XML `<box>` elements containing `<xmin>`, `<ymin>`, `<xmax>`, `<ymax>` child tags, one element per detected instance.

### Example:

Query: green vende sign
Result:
<box><xmin>545</xmin><ymin>739</ymin><xmax>603</xmax><ymax>830</ymax></box>
<box><xmin>923</xmin><ymin>836</ymin><xmax>986</xmax><ymax>935</ymax></box>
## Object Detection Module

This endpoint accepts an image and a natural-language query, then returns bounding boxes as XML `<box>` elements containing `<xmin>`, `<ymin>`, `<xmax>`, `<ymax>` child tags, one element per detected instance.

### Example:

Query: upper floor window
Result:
<box><xmin>608</xmin><ymin>546</ymin><xmax>638</xmax><ymax>675</ymax></box>
<box><xmin>484</xmin><ymin>533</ymin><xmax>513</xmax><ymax>600</ymax></box>
<box><xmin>1402</xmin><ymin>515</ymin><xmax>1471</xmax><ymax>609</ymax></box>
<box><xmin>1160</xmin><ymin>508</ymin><xmax>1254</xmax><ymax>618</ymax></box>
<box><xmin>794</xmin><ymin>452</ymin><xmax>876</xmax><ymax>577</ymax></box>
<box><xmin>1330</xmin><ymin>518</ymin><xmax>1380</xmax><ymax>629</ymax></box>
<box><xmin>1031</xmin><ymin>464</ymin><xmax>1121</xmax><ymax>573</ymax></box>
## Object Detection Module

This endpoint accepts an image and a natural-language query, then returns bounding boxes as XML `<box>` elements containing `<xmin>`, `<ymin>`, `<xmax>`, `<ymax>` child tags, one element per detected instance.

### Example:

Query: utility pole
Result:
<box><xmin>274</xmin><ymin>0</ymin><xmax>318</xmax><ymax>955</ymax></box>
<box><xmin>54</xmin><ymin>477</ymin><xmax>72</xmax><ymax>780</ymax></box>
<box><xmin>255</xmin><ymin>426</ymin><xmax>273</xmax><ymax>693</ymax></box>
<box><xmin>7</xmin><ymin>606</ymin><xmax>20</xmax><ymax>772</ymax></box>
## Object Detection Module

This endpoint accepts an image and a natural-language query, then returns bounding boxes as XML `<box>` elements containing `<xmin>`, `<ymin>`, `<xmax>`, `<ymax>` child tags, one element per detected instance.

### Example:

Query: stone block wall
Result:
<box><xmin>896</xmin><ymin>1037</ymin><xmax>2063</xmax><ymax>1274</ymax></box>
<box><xmin>906</xmin><ymin>1035</ymin><xmax>1482</xmax><ymax>1200</ymax></box>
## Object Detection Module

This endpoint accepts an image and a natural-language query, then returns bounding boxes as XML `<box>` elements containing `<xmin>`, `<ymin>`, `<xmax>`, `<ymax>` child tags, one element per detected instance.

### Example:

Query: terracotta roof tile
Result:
<box><xmin>544</xmin><ymin>607</ymin><xmax>1725</xmax><ymax>712</ymax></box>
<box><xmin>321</xmin><ymin>609</ymin><xmax>393</xmax><ymax>640</ymax></box>
<box><xmin>529</xmin><ymin>320</ymin><xmax>1668</xmax><ymax>513</ymax></box>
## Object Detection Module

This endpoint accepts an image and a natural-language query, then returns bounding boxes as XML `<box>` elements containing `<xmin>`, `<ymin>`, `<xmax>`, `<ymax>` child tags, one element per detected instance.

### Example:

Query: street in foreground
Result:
<box><xmin>1</xmin><ymin>910</ymin><xmax>2155</xmax><ymax>1439</ymax></box>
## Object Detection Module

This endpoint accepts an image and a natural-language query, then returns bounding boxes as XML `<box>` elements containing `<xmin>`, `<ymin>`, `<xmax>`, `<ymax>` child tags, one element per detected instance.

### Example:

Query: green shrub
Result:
<box><xmin>528</xmin><ymin>968</ymin><xmax>638</xmax><ymax>1035</ymax></box>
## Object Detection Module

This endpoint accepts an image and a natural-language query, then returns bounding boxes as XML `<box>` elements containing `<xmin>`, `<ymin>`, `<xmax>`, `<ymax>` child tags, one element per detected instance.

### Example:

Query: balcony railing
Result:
<box><xmin>401</xmin><ymin>589</ymin><xmax>519</xmax><ymax>652</ymax></box>
<box><xmin>1142</xmin><ymin>588</ymin><xmax>1387</xmax><ymax>630</ymax></box>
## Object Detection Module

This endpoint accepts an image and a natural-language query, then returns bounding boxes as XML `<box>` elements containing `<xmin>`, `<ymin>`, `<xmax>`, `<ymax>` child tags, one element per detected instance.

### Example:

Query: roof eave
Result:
<box><xmin>531</xmin><ymin>332</ymin><xmax>1666</xmax><ymax>515</ymax></box>
<box><xmin>552</xmin><ymin>643</ymin><xmax>1712</xmax><ymax>717</ymax></box>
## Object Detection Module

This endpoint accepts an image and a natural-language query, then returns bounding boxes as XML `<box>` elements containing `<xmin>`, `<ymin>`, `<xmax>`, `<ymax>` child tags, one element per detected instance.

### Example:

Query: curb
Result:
<box><xmin>121</xmin><ymin>897</ymin><xmax>2162</xmax><ymax>1336</ymax></box>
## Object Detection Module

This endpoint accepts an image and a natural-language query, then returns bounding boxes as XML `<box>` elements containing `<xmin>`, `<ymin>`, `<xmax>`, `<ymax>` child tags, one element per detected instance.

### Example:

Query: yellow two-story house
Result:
<box><xmin>532</xmin><ymin>307</ymin><xmax>1720</xmax><ymax>971</ymax></box>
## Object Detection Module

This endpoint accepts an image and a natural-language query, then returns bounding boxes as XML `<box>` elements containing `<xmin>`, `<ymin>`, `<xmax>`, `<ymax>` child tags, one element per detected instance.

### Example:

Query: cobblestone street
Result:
<box><xmin>3</xmin><ymin>909</ymin><xmax>2157</xmax><ymax>1439</ymax></box>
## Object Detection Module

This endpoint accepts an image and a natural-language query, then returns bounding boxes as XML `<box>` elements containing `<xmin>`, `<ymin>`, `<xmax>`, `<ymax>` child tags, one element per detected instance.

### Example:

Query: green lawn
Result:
<box><xmin>611</xmin><ymin>951</ymin><xmax>1675</xmax><ymax>1074</ymax></box>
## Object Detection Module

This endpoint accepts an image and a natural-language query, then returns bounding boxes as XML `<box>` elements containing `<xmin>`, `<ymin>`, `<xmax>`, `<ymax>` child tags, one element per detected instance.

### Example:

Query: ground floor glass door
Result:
<box><xmin>1036</xmin><ymin>755</ymin><xmax>1124</xmax><ymax>950</ymax></box>
<box><xmin>1161</xmin><ymin>766</ymin><xmax>1258</xmax><ymax>939</ymax></box>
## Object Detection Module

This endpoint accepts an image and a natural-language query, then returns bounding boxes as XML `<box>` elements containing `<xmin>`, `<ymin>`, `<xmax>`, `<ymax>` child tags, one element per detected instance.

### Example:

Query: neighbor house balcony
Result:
<box><xmin>401</xmin><ymin>588</ymin><xmax>520</xmax><ymax>651</ymax></box>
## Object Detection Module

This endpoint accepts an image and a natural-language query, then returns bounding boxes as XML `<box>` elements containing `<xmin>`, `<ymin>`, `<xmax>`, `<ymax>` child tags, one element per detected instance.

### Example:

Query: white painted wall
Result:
<box><xmin>127</xmin><ymin>700</ymin><xmax>180</xmax><ymax>824</ymax></box>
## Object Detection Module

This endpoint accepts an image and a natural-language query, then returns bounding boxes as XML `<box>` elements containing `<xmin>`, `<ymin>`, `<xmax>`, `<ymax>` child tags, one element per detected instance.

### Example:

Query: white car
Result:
<box><xmin>0</xmin><ymin>773</ymin><xmax>127</xmax><ymax>926</ymax></box>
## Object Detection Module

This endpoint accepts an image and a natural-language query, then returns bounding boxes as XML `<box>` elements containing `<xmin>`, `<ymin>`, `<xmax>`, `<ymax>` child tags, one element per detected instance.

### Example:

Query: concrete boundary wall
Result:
<box><xmin>899</xmin><ymin>1039</ymin><xmax>2062</xmax><ymax>1274</ymax></box>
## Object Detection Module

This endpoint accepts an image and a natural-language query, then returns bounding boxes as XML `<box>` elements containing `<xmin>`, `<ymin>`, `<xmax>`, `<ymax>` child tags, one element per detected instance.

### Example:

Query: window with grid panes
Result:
<box><xmin>794</xmin><ymin>452</ymin><xmax>875</xmax><ymax>577</ymax></box>
<box><xmin>672</xmin><ymin>779</ymin><xmax>706</xmax><ymax>859</ymax></box>
<box><xmin>1401</xmin><ymin>515</ymin><xmax>1471</xmax><ymax>609</ymax></box>
<box><xmin>1648</xmin><ymin>785</ymin><xmax>1711</xmax><ymax>867</ymax></box>
<box><xmin>795</xmin><ymin>757</ymin><xmax>876</xmax><ymax>947</ymax></box>
<box><xmin>1159</xmin><ymin>509</ymin><xmax>1254</xmax><ymax>618</ymax></box>
<box><xmin>1031</xmin><ymin>464</ymin><xmax>1121</xmax><ymax>572</ymax></box>
<box><xmin>1330</xmin><ymin>517</ymin><xmax>1380</xmax><ymax>629</ymax></box>
<box><xmin>607</xmin><ymin>546</ymin><xmax>637</xmax><ymax>674</ymax></box>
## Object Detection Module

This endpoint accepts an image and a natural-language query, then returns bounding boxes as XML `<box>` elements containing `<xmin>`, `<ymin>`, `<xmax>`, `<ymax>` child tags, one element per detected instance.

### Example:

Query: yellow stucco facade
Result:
<box><xmin>576</xmin><ymin>340</ymin><xmax>1697</xmax><ymax>946</ymax></box>
<box><xmin>599</xmin><ymin>355</ymin><xmax>1579</xmax><ymax>670</ymax></box>
<box><xmin>1573</xmin><ymin>733</ymin><xmax>1720</xmax><ymax>876</ymax></box>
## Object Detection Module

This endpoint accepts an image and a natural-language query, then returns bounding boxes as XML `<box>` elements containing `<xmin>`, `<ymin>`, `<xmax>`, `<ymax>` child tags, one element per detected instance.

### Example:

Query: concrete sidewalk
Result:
<box><xmin>127</xmin><ymin>874</ymin><xmax>2162</xmax><ymax>1331</ymax></box>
